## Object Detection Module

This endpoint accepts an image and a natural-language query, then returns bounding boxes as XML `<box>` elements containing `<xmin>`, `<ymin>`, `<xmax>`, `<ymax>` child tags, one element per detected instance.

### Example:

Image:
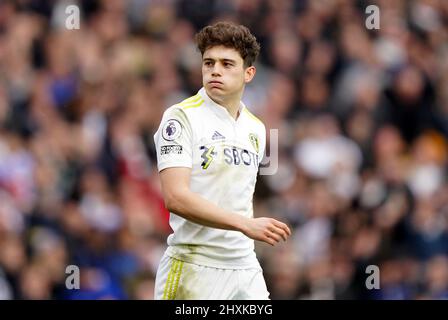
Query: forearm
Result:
<box><xmin>166</xmin><ymin>188</ymin><xmax>249</xmax><ymax>233</ymax></box>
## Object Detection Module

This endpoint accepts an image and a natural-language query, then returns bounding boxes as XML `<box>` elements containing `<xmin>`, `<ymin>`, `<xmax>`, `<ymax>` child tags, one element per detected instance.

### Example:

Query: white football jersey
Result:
<box><xmin>154</xmin><ymin>87</ymin><xmax>266</xmax><ymax>269</ymax></box>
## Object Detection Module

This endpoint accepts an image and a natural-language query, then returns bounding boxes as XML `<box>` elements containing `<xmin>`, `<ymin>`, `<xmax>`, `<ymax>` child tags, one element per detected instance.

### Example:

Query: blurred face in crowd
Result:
<box><xmin>202</xmin><ymin>45</ymin><xmax>255</xmax><ymax>103</ymax></box>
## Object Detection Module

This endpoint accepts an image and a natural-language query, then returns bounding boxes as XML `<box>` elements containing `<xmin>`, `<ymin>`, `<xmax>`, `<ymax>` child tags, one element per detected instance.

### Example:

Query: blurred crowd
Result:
<box><xmin>0</xmin><ymin>0</ymin><xmax>447</xmax><ymax>300</ymax></box>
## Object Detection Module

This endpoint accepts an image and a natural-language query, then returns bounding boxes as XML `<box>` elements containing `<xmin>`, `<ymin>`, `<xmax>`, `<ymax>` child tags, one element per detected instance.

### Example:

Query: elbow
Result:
<box><xmin>163</xmin><ymin>189</ymin><xmax>186</xmax><ymax>214</ymax></box>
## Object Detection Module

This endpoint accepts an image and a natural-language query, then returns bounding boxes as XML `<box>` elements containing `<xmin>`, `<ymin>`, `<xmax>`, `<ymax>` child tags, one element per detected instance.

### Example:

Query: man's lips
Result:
<box><xmin>209</xmin><ymin>80</ymin><xmax>223</xmax><ymax>85</ymax></box>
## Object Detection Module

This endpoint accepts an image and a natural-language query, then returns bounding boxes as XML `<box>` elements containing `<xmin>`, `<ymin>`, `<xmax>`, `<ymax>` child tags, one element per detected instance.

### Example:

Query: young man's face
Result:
<box><xmin>202</xmin><ymin>45</ymin><xmax>255</xmax><ymax>100</ymax></box>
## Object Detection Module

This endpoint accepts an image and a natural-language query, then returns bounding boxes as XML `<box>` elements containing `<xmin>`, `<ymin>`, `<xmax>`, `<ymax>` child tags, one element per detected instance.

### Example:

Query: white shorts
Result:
<box><xmin>154</xmin><ymin>252</ymin><xmax>270</xmax><ymax>300</ymax></box>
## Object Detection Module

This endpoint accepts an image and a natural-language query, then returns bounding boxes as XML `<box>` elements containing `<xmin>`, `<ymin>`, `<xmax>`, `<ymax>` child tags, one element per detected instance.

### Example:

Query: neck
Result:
<box><xmin>208</xmin><ymin>92</ymin><xmax>242</xmax><ymax>120</ymax></box>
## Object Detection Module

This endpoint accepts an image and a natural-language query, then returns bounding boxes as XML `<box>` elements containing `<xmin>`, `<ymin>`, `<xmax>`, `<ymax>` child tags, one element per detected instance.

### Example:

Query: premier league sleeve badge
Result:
<box><xmin>162</xmin><ymin>119</ymin><xmax>182</xmax><ymax>141</ymax></box>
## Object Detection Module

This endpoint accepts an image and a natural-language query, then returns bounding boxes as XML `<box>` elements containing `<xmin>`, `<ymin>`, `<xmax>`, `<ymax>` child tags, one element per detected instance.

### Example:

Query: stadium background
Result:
<box><xmin>0</xmin><ymin>0</ymin><xmax>447</xmax><ymax>299</ymax></box>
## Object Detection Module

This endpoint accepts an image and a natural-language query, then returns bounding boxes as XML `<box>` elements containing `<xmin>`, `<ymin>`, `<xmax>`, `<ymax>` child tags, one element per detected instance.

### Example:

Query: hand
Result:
<box><xmin>242</xmin><ymin>217</ymin><xmax>291</xmax><ymax>246</ymax></box>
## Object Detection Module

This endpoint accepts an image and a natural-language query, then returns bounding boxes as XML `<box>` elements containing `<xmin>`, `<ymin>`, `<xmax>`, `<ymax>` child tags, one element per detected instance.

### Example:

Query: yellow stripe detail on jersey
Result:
<box><xmin>163</xmin><ymin>259</ymin><xmax>178</xmax><ymax>300</ymax></box>
<box><xmin>182</xmin><ymin>99</ymin><xmax>204</xmax><ymax>110</ymax></box>
<box><xmin>173</xmin><ymin>94</ymin><xmax>200</xmax><ymax>108</ymax></box>
<box><xmin>170</xmin><ymin>260</ymin><xmax>184</xmax><ymax>299</ymax></box>
<box><xmin>243</xmin><ymin>108</ymin><xmax>263</xmax><ymax>124</ymax></box>
<box><xmin>180</xmin><ymin>94</ymin><xmax>201</xmax><ymax>105</ymax></box>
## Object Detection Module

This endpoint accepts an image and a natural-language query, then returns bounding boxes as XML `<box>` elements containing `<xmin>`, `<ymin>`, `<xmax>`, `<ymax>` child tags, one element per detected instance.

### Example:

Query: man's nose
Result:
<box><xmin>211</xmin><ymin>64</ymin><xmax>222</xmax><ymax>76</ymax></box>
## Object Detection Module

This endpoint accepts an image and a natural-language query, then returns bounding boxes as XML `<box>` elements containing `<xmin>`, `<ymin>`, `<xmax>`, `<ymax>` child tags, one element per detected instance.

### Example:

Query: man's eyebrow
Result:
<box><xmin>203</xmin><ymin>58</ymin><xmax>237</xmax><ymax>63</ymax></box>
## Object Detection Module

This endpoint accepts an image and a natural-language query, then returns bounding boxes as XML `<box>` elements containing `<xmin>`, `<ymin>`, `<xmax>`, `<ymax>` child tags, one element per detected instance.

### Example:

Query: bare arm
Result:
<box><xmin>159</xmin><ymin>167</ymin><xmax>291</xmax><ymax>246</ymax></box>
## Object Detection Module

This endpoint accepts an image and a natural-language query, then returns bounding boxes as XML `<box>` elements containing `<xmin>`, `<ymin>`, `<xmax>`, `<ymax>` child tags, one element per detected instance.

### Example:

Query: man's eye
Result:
<box><xmin>224</xmin><ymin>63</ymin><xmax>232</xmax><ymax>67</ymax></box>
<box><xmin>204</xmin><ymin>61</ymin><xmax>212</xmax><ymax>66</ymax></box>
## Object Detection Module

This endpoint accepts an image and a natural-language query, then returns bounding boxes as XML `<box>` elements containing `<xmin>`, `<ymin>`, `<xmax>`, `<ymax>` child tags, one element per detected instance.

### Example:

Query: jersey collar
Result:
<box><xmin>198</xmin><ymin>87</ymin><xmax>245</xmax><ymax>122</ymax></box>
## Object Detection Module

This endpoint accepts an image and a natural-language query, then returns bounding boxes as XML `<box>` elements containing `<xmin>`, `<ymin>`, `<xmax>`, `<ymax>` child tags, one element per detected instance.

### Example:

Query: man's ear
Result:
<box><xmin>244</xmin><ymin>66</ymin><xmax>256</xmax><ymax>83</ymax></box>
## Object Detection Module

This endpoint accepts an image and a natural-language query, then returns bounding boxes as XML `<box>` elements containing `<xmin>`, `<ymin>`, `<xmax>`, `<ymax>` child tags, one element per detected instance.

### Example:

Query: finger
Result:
<box><xmin>268</xmin><ymin>225</ymin><xmax>286</xmax><ymax>241</ymax></box>
<box><xmin>267</xmin><ymin>230</ymin><xmax>282</xmax><ymax>243</ymax></box>
<box><xmin>261</xmin><ymin>235</ymin><xmax>275</xmax><ymax>246</ymax></box>
<box><xmin>271</xmin><ymin>226</ymin><xmax>288</xmax><ymax>241</ymax></box>
<box><xmin>274</xmin><ymin>221</ymin><xmax>291</xmax><ymax>236</ymax></box>
<box><xmin>264</xmin><ymin>229</ymin><xmax>280</xmax><ymax>244</ymax></box>
<box><xmin>284</xmin><ymin>225</ymin><xmax>291</xmax><ymax>236</ymax></box>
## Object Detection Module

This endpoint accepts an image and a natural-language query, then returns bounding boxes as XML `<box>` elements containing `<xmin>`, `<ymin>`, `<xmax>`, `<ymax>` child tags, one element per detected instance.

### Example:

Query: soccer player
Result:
<box><xmin>153</xmin><ymin>22</ymin><xmax>291</xmax><ymax>300</ymax></box>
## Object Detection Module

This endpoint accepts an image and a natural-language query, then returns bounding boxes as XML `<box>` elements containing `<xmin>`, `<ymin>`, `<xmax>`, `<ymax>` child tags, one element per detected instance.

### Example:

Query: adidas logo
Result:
<box><xmin>212</xmin><ymin>131</ymin><xmax>225</xmax><ymax>140</ymax></box>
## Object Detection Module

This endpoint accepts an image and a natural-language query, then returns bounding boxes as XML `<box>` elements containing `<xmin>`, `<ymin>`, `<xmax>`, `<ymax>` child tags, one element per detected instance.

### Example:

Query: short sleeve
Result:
<box><xmin>154</xmin><ymin>107</ymin><xmax>193</xmax><ymax>172</ymax></box>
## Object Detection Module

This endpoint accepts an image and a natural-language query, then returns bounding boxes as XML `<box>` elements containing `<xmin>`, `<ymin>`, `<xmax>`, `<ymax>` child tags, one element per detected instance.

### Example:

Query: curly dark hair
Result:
<box><xmin>194</xmin><ymin>22</ymin><xmax>261</xmax><ymax>68</ymax></box>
